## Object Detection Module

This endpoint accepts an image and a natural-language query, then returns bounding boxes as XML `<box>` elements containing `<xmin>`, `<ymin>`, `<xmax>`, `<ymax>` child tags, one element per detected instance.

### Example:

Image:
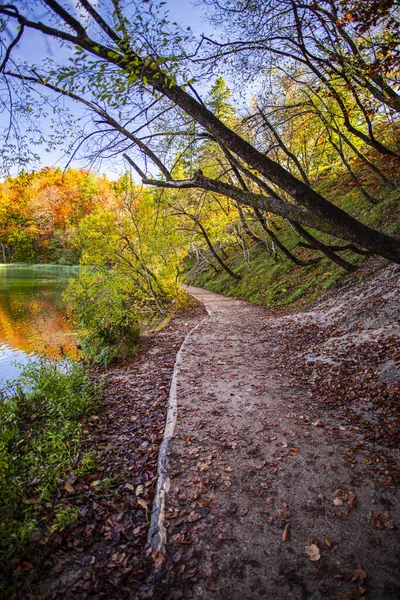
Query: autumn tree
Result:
<box><xmin>202</xmin><ymin>0</ymin><xmax>400</xmax><ymax>148</ymax></box>
<box><xmin>0</xmin><ymin>168</ymin><xmax>115</xmax><ymax>263</ymax></box>
<box><xmin>65</xmin><ymin>176</ymin><xmax>188</xmax><ymax>362</ymax></box>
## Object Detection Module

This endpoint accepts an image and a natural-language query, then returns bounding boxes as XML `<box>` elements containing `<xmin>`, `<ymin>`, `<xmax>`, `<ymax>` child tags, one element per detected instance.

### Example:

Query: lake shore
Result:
<box><xmin>2</xmin><ymin>304</ymin><xmax>206</xmax><ymax>599</ymax></box>
<box><xmin>0</xmin><ymin>264</ymin><xmax>80</xmax><ymax>386</ymax></box>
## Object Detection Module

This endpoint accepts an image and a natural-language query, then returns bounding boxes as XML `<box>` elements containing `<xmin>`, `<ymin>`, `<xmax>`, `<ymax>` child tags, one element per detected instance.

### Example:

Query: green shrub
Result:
<box><xmin>52</xmin><ymin>505</ymin><xmax>80</xmax><ymax>532</ymax></box>
<box><xmin>0</xmin><ymin>360</ymin><xmax>101</xmax><ymax>555</ymax></box>
<box><xmin>64</xmin><ymin>267</ymin><xmax>141</xmax><ymax>365</ymax></box>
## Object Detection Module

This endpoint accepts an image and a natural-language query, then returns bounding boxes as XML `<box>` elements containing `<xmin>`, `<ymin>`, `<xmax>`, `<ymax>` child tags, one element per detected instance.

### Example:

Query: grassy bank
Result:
<box><xmin>0</xmin><ymin>361</ymin><xmax>101</xmax><ymax>566</ymax></box>
<box><xmin>185</xmin><ymin>174</ymin><xmax>400</xmax><ymax>309</ymax></box>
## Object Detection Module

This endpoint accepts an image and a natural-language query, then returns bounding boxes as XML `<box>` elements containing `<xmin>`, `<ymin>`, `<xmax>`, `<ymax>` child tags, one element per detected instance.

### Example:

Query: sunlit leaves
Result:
<box><xmin>0</xmin><ymin>168</ymin><xmax>115</xmax><ymax>263</ymax></box>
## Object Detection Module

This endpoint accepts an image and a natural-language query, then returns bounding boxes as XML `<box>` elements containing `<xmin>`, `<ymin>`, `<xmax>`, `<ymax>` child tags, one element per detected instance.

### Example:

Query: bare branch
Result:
<box><xmin>78</xmin><ymin>0</ymin><xmax>121</xmax><ymax>44</ymax></box>
<box><xmin>139</xmin><ymin>172</ymin><xmax>337</xmax><ymax>234</ymax></box>
<box><xmin>0</xmin><ymin>21</ymin><xmax>24</xmax><ymax>72</ymax></box>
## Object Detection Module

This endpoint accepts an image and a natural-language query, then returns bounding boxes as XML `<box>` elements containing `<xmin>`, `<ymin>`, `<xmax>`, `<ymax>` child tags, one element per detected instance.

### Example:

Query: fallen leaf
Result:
<box><xmin>137</xmin><ymin>497</ymin><xmax>149</xmax><ymax>519</ymax></box>
<box><xmin>64</xmin><ymin>482</ymin><xmax>75</xmax><ymax>494</ymax></box>
<box><xmin>351</xmin><ymin>568</ymin><xmax>367</xmax><ymax>584</ymax></box>
<box><xmin>282</xmin><ymin>523</ymin><xmax>290</xmax><ymax>541</ymax></box>
<box><xmin>266</xmin><ymin>515</ymin><xmax>274</xmax><ymax>523</ymax></box>
<box><xmin>153</xmin><ymin>550</ymin><xmax>165</xmax><ymax>570</ymax></box>
<box><xmin>172</xmin><ymin>551</ymin><xmax>182</xmax><ymax>563</ymax></box>
<box><xmin>53</xmin><ymin>563</ymin><xmax>64</xmax><ymax>574</ymax></box>
<box><xmin>305</xmin><ymin>543</ymin><xmax>321</xmax><ymax>561</ymax></box>
<box><xmin>359</xmin><ymin>586</ymin><xmax>367</xmax><ymax>595</ymax></box>
<box><xmin>348</xmin><ymin>492</ymin><xmax>357</xmax><ymax>508</ymax></box>
<box><xmin>187</xmin><ymin>511</ymin><xmax>201</xmax><ymax>523</ymax></box>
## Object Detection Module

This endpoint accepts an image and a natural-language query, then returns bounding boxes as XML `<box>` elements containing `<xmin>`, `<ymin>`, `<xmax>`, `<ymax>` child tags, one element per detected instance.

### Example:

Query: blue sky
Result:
<box><xmin>0</xmin><ymin>0</ymin><xmax>215</xmax><ymax>179</ymax></box>
<box><xmin>168</xmin><ymin>0</ymin><xmax>210</xmax><ymax>30</ymax></box>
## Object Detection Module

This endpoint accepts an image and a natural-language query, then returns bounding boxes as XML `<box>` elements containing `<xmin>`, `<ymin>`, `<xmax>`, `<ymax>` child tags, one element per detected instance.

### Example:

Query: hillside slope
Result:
<box><xmin>185</xmin><ymin>171</ymin><xmax>400</xmax><ymax>310</ymax></box>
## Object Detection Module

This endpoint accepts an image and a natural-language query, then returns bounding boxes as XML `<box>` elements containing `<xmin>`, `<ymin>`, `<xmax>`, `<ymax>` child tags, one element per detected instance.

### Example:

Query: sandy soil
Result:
<box><xmin>151</xmin><ymin>264</ymin><xmax>399</xmax><ymax>600</ymax></box>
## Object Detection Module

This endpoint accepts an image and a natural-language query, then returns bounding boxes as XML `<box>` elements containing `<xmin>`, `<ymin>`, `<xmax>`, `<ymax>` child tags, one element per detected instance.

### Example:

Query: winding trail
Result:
<box><xmin>152</xmin><ymin>285</ymin><xmax>399</xmax><ymax>599</ymax></box>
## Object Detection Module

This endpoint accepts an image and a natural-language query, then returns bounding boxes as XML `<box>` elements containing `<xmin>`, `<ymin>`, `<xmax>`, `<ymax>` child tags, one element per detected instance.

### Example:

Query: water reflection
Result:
<box><xmin>0</xmin><ymin>265</ymin><xmax>79</xmax><ymax>384</ymax></box>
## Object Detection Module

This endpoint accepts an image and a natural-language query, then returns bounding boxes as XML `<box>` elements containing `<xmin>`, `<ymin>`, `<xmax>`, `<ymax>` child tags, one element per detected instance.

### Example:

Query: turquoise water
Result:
<box><xmin>0</xmin><ymin>265</ymin><xmax>79</xmax><ymax>386</ymax></box>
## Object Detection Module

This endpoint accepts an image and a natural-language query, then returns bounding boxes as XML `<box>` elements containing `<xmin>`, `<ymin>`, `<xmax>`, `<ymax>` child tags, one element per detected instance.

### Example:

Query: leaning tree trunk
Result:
<box><xmin>155</xmin><ymin>82</ymin><xmax>400</xmax><ymax>264</ymax></box>
<box><xmin>5</xmin><ymin>12</ymin><xmax>399</xmax><ymax>264</ymax></box>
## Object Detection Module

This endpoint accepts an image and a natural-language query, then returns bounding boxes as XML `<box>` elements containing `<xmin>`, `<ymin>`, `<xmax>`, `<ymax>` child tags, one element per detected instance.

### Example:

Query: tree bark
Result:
<box><xmin>153</xmin><ymin>83</ymin><xmax>400</xmax><ymax>263</ymax></box>
<box><xmin>289</xmin><ymin>221</ymin><xmax>356</xmax><ymax>272</ymax></box>
<box><xmin>255</xmin><ymin>105</ymin><xmax>311</xmax><ymax>186</ymax></box>
<box><xmin>194</xmin><ymin>219</ymin><xmax>241</xmax><ymax>280</ymax></box>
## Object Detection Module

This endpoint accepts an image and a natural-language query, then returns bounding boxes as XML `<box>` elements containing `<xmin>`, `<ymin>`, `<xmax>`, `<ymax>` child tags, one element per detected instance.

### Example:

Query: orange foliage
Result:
<box><xmin>0</xmin><ymin>168</ymin><xmax>117</xmax><ymax>262</ymax></box>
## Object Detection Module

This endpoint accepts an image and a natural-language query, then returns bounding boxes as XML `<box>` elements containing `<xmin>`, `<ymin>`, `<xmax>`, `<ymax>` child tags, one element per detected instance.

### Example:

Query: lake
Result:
<box><xmin>0</xmin><ymin>264</ymin><xmax>79</xmax><ymax>387</ymax></box>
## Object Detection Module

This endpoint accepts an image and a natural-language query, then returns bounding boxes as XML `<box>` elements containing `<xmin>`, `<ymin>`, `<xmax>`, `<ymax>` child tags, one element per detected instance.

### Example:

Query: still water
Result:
<box><xmin>0</xmin><ymin>265</ymin><xmax>79</xmax><ymax>386</ymax></box>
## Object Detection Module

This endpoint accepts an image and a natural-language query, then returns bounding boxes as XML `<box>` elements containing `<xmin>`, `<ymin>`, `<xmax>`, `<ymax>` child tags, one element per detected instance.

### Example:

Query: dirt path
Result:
<box><xmin>153</xmin><ymin>283</ymin><xmax>399</xmax><ymax>600</ymax></box>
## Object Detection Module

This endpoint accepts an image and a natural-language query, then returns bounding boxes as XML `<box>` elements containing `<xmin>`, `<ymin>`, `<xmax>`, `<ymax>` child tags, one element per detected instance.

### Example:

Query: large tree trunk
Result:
<box><xmin>153</xmin><ymin>82</ymin><xmax>400</xmax><ymax>264</ymax></box>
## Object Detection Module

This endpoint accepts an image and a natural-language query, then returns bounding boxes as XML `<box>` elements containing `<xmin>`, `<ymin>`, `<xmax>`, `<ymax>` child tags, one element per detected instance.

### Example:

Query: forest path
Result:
<box><xmin>154</xmin><ymin>284</ymin><xmax>399</xmax><ymax>600</ymax></box>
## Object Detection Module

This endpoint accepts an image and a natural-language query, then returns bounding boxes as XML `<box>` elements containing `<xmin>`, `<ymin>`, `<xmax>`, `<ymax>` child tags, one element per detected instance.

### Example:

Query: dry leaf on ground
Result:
<box><xmin>282</xmin><ymin>524</ymin><xmax>290</xmax><ymax>541</ymax></box>
<box><xmin>305</xmin><ymin>543</ymin><xmax>321</xmax><ymax>561</ymax></box>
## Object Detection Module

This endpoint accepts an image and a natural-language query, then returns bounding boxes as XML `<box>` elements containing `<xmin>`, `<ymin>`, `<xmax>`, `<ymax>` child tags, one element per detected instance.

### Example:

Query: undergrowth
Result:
<box><xmin>64</xmin><ymin>268</ymin><xmax>142</xmax><ymax>366</ymax></box>
<box><xmin>0</xmin><ymin>360</ymin><xmax>101</xmax><ymax>561</ymax></box>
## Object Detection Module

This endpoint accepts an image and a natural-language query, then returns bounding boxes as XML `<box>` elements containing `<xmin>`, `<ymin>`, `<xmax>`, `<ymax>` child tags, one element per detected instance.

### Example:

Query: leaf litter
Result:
<box><xmin>2</xmin><ymin>306</ymin><xmax>206</xmax><ymax>599</ymax></box>
<box><xmin>5</xmin><ymin>260</ymin><xmax>399</xmax><ymax>600</ymax></box>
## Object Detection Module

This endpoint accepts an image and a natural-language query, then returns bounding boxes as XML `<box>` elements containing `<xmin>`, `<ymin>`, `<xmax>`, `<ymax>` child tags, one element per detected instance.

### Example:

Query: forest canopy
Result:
<box><xmin>0</xmin><ymin>0</ymin><xmax>399</xmax><ymax>275</ymax></box>
<box><xmin>0</xmin><ymin>168</ymin><xmax>115</xmax><ymax>263</ymax></box>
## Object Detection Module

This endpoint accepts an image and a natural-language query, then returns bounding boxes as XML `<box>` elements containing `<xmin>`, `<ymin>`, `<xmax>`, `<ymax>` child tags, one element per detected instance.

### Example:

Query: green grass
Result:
<box><xmin>185</xmin><ymin>178</ymin><xmax>400</xmax><ymax>309</ymax></box>
<box><xmin>0</xmin><ymin>360</ymin><xmax>102</xmax><ymax>558</ymax></box>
